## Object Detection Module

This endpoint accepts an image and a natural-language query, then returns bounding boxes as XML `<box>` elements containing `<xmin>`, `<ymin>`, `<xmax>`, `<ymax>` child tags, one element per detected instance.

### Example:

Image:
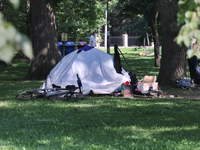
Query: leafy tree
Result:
<box><xmin>176</xmin><ymin>0</ymin><xmax>200</xmax><ymax>58</ymax></box>
<box><xmin>4</xmin><ymin>0</ymin><xmax>30</xmax><ymax>35</ymax></box>
<box><xmin>150</xmin><ymin>0</ymin><xmax>160</xmax><ymax>67</ymax></box>
<box><xmin>56</xmin><ymin>0</ymin><xmax>106</xmax><ymax>44</ymax></box>
<box><xmin>0</xmin><ymin>0</ymin><xmax>33</xmax><ymax>64</ymax></box>
<box><xmin>119</xmin><ymin>0</ymin><xmax>188</xmax><ymax>86</ymax></box>
<box><xmin>24</xmin><ymin>0</ymin><xmax>61</xmax><ymax>80</ymax></box>
<box><xmin>2</xmin><ymin>0</ymin><xmax>106</xmax><ymax>79</ymax></box>
<box><xmin>119</xmin><ymin>0</ymin><xmax>160</xmax><ymax>67</ymax></box>
<box><xmin>157</xmin><ymin>0</ymin><xmax>187</xmax><ymax>86</ymax></box>
<box><xmin>112</xmin><ymin>1</ymin><xmax>143</xmax><ymax>36</ymax></box>
<box><xmin>105</xmin><ymin>0</ymin><xmax>123</xmax><ymax>36</ymax></box>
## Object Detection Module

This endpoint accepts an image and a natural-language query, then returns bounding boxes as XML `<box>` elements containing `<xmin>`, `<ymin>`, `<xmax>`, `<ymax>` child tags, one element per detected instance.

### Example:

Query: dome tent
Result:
<box><xmin>40</xmin><ymin>46</ymin><xmax>130</xmax><ymax>95</ymax></box>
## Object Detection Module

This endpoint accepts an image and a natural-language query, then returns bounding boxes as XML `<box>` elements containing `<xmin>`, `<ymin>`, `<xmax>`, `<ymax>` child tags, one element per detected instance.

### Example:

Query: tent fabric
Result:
<box><xmin>77</xmin><ymin>45</ymin><xmax>93</xmax><ymax>53</ymax></box>
<box><xmin>40</xmin><ymin>48</ymin><xmax>130</xmax><ymax>95</ymax></box>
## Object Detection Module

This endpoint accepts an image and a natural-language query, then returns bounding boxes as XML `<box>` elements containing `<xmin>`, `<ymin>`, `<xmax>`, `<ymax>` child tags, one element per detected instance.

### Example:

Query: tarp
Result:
<box><xmin>41</xmin><ymin>46</ymin><xmax>130</xmax><ymax>95</ymax></box>
<box><xmin>65</xmin><ymin>42</ymin><xmax>75</xmax><ymax>55</ymax></box>
<box><xmin>65</xmin><ymin>42</ymin><xmax>75</xmax><ymax>47</ymax></box>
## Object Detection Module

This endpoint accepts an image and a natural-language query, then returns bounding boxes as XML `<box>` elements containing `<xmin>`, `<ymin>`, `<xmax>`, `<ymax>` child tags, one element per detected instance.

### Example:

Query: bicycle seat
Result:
<box><xmin>66</xmin><ymin>85</ymin><xmax>76</xmax><ymax>91</ymax></box>
<box><xmin>52</xmin><ymin>84</ymin><xmax>61</xmax><ymax>88</ymax></box>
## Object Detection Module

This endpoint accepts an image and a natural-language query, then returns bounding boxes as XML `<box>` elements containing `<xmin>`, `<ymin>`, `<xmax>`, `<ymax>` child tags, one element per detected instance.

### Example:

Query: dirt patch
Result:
<box><xmin>163</xmin><ymin>90</ymin><xmax>200</xmax><ymax>100</ymax></box>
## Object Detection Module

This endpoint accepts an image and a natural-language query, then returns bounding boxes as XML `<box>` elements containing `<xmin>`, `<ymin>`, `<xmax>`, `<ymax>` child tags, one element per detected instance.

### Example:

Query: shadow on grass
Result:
<box><xmin>119</xmin><ymin>53</ymin><xmax>160</xmax><ymax>80</ymax></box>
<box><xmin>0</xmin><ymin>97</ymin><xmax>199</xmax><ymax>149</ymax></box>
<box><xmin>0</xmin><ymin>49</ymin><xmax>198</xmax><ymax>149</ymax></box>
<box><xmin>0</xmin><ymin>65</ymin><xmax>29</xmax><ymax>81</ymax></box>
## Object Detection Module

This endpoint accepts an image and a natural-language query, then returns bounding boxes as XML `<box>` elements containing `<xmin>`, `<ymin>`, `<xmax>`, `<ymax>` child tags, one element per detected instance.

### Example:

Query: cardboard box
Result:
<box><xmin>138</xmin><ymin>82</ymin><xmax>158</xmax><ymax>92</ymax></box>
<box><xmin>143</xmin><ymin>76</ymin><xmax>156</xmax><ymax>83</ymax></box>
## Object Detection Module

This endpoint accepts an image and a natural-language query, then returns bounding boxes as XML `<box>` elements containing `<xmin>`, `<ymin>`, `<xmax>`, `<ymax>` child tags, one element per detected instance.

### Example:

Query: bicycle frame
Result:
<box><xmin>16</xmin><ymin>74</ymin><xmax>83</xmax><ymax>102</ymax></box>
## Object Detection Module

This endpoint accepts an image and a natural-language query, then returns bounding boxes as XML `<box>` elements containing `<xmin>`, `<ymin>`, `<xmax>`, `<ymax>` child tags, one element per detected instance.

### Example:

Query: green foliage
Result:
<box><xmin>4</xmin><ymin>0</ymin><xmax>30</xmax><ymax>35</ymax></box>
<box><xmin>108</xmin><ymin>0</ymin><xmax>128</xmax><ymax>35</ymax></box>
<box><xmin>0</xmin><ymin>0</ymin><xmax>33</xmax><ymax>63</ymax></box>
<box><xmin>8</xmin><ymin>0</ymin><xmax>20</xmax><ymax>9</ymax></box>
<box><xmin>118</xmin><ymin>0</ymin><xmax>159</xmax><ymax>45</ymax></box>
<box><xmin>45</xmin><ymin>0</ymin><xmax>63</xmax><ymax>7</ymax></box>
<box><xmin>177</xmin><ymin>0</ymin><xmax>200</xmax><ymax>58</ymax></box>
<box><xmin>56</xmin><ymin>0</ymin><xmax>106</xmax><ymax>43</ymax></box>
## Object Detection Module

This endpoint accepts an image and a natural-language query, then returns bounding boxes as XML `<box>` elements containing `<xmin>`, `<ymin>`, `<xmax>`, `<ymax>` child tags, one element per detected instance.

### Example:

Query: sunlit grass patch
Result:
<box><xmin>0</xmin><ymin>48</ymin><xmax>200</xmax><ymax>149</ymax></box>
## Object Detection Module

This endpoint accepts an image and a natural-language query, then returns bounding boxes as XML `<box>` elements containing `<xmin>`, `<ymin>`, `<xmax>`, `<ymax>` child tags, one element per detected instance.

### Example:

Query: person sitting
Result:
<box><xmin>188</xmin><ymin>55</ymin><xmax>200</xmax><ymax>84</ymax></box>
<box><xmin>197</xmin><ymin>59</ymin><xmax>200</xmax><ymax>75</ymax></box>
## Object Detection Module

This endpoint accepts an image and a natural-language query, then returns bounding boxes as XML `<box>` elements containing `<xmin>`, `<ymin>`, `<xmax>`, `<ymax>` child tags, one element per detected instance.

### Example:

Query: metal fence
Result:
<box><xmin>128</xmin><ymin>36</ymin><xmax>140</xmax><ymax>46</ymax></box>
<box><xmin>110</xmin><ymin>36</ymin><xmax>124</xmax><ymax>46</ymax></box>
<box><xmin>100</xmin><ymin>36</ymin><xmax>124</xmax><ymax>47</ymax></box>
<box><xmin>100</xmin><ymin>36</ymin><xmax>140</xmax><ymax>47</ymax></box>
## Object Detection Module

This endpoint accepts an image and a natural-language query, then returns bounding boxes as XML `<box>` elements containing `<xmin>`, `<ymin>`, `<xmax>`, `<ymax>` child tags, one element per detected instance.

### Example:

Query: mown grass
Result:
<box><xmin>0</xmin><ymin>48</ymin><xmax>200</xmax><ymax>150</ymax></box>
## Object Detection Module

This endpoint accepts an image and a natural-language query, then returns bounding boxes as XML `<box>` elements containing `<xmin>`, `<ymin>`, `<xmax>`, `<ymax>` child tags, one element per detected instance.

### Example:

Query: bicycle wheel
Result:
<box><xmin>66</xmin><ymin>92</ymin><xmax>83</xmax><ymax>102</ymax></box>
<box><xmin>16</xmin><ymin>89</ymin><xmax>45</xmax><ymax>101</ymax></box>
<box><xmin>47</xmin><ymin>90</ymin><xmax>69</xmax><ymax>102</ymax></box>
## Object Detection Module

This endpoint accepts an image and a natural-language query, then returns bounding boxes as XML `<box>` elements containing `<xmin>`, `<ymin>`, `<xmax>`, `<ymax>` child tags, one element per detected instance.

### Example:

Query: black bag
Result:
<box><xmin>114</xmin><ymin>45</ymin><xmax>122</xmax><ymax>74</ymax></box>
<box><xmin>128</xmin><ymin>71</ymin><xmax>138</xmax><ymax>89</ymax></box>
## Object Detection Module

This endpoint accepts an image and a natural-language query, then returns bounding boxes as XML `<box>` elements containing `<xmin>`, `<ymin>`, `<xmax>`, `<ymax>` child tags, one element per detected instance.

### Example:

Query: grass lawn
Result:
<box><xmin>0</xmin><ymin>48</ymin><xmax>200</xmax><ymax>150</ymax></box>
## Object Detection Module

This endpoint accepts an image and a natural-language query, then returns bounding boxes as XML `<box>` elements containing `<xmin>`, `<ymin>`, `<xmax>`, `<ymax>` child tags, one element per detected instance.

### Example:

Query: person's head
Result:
<box><xmin>92</xmin><ymin>32</ymin><xmax>96</xmax><ymax>36</ymax></box>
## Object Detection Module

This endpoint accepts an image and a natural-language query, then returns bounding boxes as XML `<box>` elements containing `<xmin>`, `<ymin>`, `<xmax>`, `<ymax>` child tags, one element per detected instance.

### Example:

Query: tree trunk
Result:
<box><xmin>26</xmin><ymin>0</ymin><xmax>31</xmax><ymax>39</ymax></box>
<box><xmin>150</xmin><ymin>0</ymin><xmax>160</xmax><ymax>67</ymax></box>
<box><xmin>157</xmin><ymin>0</ymin><xmax>187</xmax><ymax>86</ymax></box>
<box><xmin>24</xmin><ymin>0</ymin><xmax>61</xmax><ymax>80</ymax></box>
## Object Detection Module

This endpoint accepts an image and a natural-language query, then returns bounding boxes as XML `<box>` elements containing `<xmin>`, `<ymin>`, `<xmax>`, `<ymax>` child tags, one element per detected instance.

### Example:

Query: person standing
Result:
<box><xmin>89</xmin><ymin>32</ymin><xmax>96</xmax><ymax>48</ymax></box>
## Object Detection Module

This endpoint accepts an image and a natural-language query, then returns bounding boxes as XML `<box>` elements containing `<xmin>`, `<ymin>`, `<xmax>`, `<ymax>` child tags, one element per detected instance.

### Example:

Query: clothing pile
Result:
<box><xmin>176</xmin><ymin>79</ymin><xmax>192</xmax><ymax>88</ymax></box>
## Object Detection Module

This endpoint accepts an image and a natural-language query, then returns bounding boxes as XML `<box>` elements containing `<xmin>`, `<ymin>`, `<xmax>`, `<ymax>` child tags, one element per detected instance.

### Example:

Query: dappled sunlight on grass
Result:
<box><xmin>0</xmin><ymin>48</ymin><xmax>200</xmax><ymax>149</ymax></box>
<box><xmin>115</xmin><ymin>48</ymin><xmax>160</xmax><ymax>80</ymax></box>
<box><xmin>0</xmin><ymin>95</ymin><xmax>199</xmax><ymax>149</ymax></box>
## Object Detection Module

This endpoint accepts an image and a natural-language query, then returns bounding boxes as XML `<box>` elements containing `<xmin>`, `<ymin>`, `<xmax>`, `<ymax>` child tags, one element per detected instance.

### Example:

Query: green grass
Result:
<box><xmin>0</xmin><ymin>48</ymin><xmax>200</xmax><ymax>150</ymax></box>
<box><xmin>101</xmin><ymin>47</ymin><xmax>163</xmax><ymax>80</ymax></box>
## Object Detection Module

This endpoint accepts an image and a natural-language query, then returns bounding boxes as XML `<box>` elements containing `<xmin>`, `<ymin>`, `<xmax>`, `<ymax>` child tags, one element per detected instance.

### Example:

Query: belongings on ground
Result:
<box><xmin>135</xmin><ymin>75</ymin><xmax>163</xmax><ymax>97</ymax></box>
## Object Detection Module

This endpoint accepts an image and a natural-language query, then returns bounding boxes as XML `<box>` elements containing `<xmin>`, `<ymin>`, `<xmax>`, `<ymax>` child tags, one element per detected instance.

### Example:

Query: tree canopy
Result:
<box><xmin>118</xmin><ymin>0</ymin><xmax>156</xmax><ymax>42</ymax></box>
<box><xmin>176</xmin><ymin>0</ymin><xmax>200</xmax><ymax>58</ymax></box>
<box><xmin>56</xmin><ymin>0</ymin><xmax>106</xmax><ymax>43</ymax></box>
<box><xmin>0</xmin><ymin>0</ymin><xmax>32</xmax><ymax>63</ymax></box>
<box><xmin>2</xmin><ymin>0</ymin><xmax>199</xmax><ymax>85</ymax></box>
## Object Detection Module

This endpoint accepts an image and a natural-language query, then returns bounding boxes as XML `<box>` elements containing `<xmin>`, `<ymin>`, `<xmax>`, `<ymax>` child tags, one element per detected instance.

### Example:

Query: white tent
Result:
<box><xmin>40</xmin><ymin>46</ymin><xmax>130</xmax><ymax>95</ymax></box>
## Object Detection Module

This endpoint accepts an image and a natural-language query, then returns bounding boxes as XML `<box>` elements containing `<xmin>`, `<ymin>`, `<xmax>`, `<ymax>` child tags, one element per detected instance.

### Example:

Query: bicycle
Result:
<box><xmin>16</xmin><ymin>74</ymin><xmax>83</xmax><ymax>102</ymax></box>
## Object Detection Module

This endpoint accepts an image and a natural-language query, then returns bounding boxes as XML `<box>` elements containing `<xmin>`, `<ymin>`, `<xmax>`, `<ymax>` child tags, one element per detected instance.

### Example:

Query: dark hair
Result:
<box><xmin>92</xmin><ymin>32</ymin><xmax>96</xmax><ymax>35</ymax></box>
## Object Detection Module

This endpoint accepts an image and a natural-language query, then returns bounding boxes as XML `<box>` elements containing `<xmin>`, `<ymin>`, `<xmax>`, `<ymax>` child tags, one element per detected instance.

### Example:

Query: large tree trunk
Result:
<box><xmin>150</xmin><ymin>0</ymin><xmax>160</xmax><ymax>67</ymax></box>
<box><xmin>24</xmin><ymin>0</ymin><xmax>61</xmax><ymax>80</ymax></box>
<box><xmin>157</xmin><ymin>0</ymin><xmax>187</xmax><ymax>86</ymax></box>
<box><xmin>26</xmin><ymin>0</ymin><xmax>31</xmax><ymax>39</ymax></box>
